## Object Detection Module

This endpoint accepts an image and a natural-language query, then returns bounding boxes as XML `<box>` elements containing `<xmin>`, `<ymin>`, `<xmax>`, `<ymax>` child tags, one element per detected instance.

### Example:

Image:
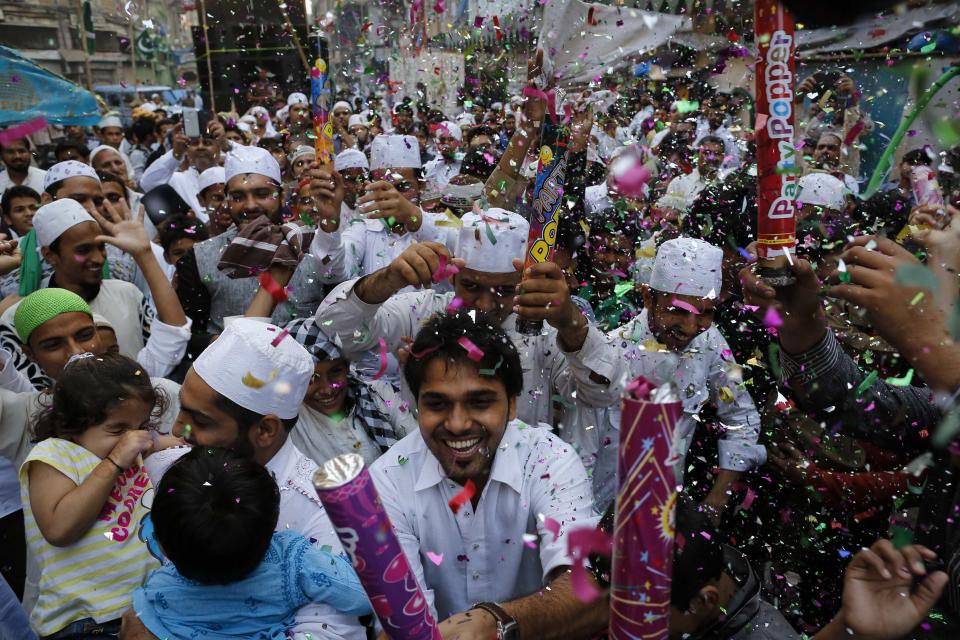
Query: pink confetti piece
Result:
<box><xmin>426</xmin><ymin>551</ymin><xmax>444</xmax><ymax>565</ymax></box>
<box><xmin>270</xmin><ymin>328</ymin><xmax>290</xmax><ymax>347</ymax></box>
<box><xmin>446</xmin><ymin>296</ymin><xmax>464</xmax><ymax>313</ymax></box>
<box><xmin>755</xmin><ymin>113</ymin><xmax>768</xmax><ymax>131</ymax></box>
<box><xmin>542</xmin><ymin>516</ymin><xmax>561</xmax><ymax>542</ymax></box>
<box><xmin>372</xmin><ymin>338</ymin><xmax>388</xmax><ymax>380</ymax></box>
<box><xmin>671</xmin><ymin>298</ymin><xmax>700</xmax><ymax>315</ymax></box>
<box><xmin>431</xmin><ymin>254</ymin><xmax>459</xmax><ymax>283</ymax></box>
<box><xmin>457</xmin><ymin>336</ymin><xmax>484</xmax><ymax>362</ymax></box>
<box><xmin>567</xmin><ymin>527</ymin><xmax>612</xmax><ymax>603</ymax></box>
<box><xmin>763</xmin><ymin>307</ymin><xmax>783</xmax><ymax>328</ymax></box>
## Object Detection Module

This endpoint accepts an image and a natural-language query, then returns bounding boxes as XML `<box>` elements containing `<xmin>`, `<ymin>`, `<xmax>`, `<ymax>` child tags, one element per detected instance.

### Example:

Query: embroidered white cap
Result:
<box><xmin>369</xmin><ymin>134</ymin><xmax>421</xmax><ymax>170</ymax></box>
<box><xmin>198</xmin><ymin>166</ymin><xmax>226</xmax><ymax>193</ymax></box>
<box><xmin>192</xmin><ymin>318</ymin><xmax>314</xmax><ymax>420</ymax></box>
<box><xmin>43</xmin><ymin>160</ymin><xmax>101</xmax><ymax>191</ymax></box>
<box><xmin>224</xmin><ymin>144</ymin><xmax>282</xmax><ymax>185</ymax></box>
<box><xmin>32</xmin><ymin>199</ymin><xmax>97</xmax><ymax>247</ymax></box>
<box><xmin>649</xmin><ymin>237</ymin><xmax>723</xmax><ymax>300</ymax></box>
<box><xmin>456</xmin><ymin>208</ymin><xmax>529</xmax><ymax>274</ymax></box>
<box><xmin>287</xmin><ymin>92</ymin><xmax>309</xmax><ymax>106</ymax></box>
<box><xmin>334</xmin><ymin>148</ymin><xmax>369</xmax><ymax>172</ymax></box>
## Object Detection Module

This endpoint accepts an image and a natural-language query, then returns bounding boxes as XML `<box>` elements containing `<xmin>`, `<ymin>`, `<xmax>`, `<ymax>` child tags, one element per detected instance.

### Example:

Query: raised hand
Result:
<box><xmin>91</xmin><ymin>202</ymin><xmax>151</xmax><ymax>259</ymax></box>
<box><xmin>357</xmin><ymin>181</ymin><xmax>422</xmax><ymax>230</ymax></box>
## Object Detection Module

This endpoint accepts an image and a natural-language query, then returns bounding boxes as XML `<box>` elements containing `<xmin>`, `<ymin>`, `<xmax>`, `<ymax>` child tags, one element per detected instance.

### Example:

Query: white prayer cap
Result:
<box><xmin>335</xmin><ymin>148</ymin><xmax>369</xmax><ymax>172</ymax></box>
<box><xmin>98</xmin><ymin>115</ymin><xmax>123</xmax><ymax>129</ymax></box>
<box><xmin>348</xmin><ymin>114</ymin><xmax>369</xmax><ymax>129</ymax></box>
<box><xmin>332</xmin><ymin>101</ymin><xmax>352</xmax><ymax>114</ymax></box>
<box><xmin>89</xmin><ymin>144</ymin><xmax>122</xmax><ymax>165</ymax></box>
<box><xmin>224</xmin><ymin>144</ymin><xmax>282</xmax><ymax>185</ymax></box>
<box><xmin>370</xmin><ymin>134</ymin><xmax>421</xmax><ymax>170</ymax></box>
<box><xmin>797</xmin><ymin>173</ymin><xmax>846</xmax><ymax>212</ymax></box>
<box><xmin>33</xmin><ymin>199</ymin><xmax>97</xmax><ymax>247</ymax></box>
<box><xmin>649</xmin><ymin>237</ymin><xmax>723</xmax><ymax>300</ymax></box>
<box><xmin>436</xmin><ymin>121</ymin><xmax>462</xmax><ymax>142</ymax></box>
<box><xmin>138</xmin><ymin>102</ymin><xmax>157</xmax><ymax>113</ymax></box>
<box><xmin>192</xmin><ymin>318</ymin><xmax>314</xmax><ymax>420</ymax></box>
<box><xmin>43</xmin><ymin>160</ymin><xmax>100</xmax><ymax>191</ymax></box>
<box><xmin>287</xmin><ymin>92</ymin><xmax>309</xmax><ymax>106</ymax></box>
<box><xmin>509</xmin><ymin>95</ymin><xmax>523</xmax><ymax>108</ymax></box>
<box><xmin>456</xmin><ymin>113</ymin><xmax>476</xmax><ymax>126</ymax></box>
<box><xmin>491</xmin><ymin>102</ymin><xmax>503</xmax><ymax>111</ymax></box>
<box><xmin>456</xmin><ymin>208</ymin><xmax>528</xmax><ymax>274</ymax></box>
<box><xmin>290</xmin><ymin>145</ymin><xmax>315</xmax><ymax>164</ymax></box>
<box><xmin>198</xmin><ymin>166</ymin><xmax>225</xmax><ymax>193</ymax></box>
<box><xmin>276</xmin><ymin>105</ymin><xmax>290</xmax><ymax>120</ymax></box>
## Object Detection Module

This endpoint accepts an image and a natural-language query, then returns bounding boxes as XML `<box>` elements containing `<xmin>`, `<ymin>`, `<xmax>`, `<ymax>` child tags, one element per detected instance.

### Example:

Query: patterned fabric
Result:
<box><xmin>285</xmin><ymin>317</ymin><xmax>403</xmax><ymax>453</ymax></box>
<box><xmin>216</xmin><ymin>215</ymin><xmax>316</xmax><ymax>278</ymax></box>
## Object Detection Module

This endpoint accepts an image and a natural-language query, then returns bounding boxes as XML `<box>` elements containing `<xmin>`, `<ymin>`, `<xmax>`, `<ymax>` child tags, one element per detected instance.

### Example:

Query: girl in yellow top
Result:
<box><xmin>20</xmin><ymin>353</ymin><xmax>168</xmax><ymax>639</ymax></box>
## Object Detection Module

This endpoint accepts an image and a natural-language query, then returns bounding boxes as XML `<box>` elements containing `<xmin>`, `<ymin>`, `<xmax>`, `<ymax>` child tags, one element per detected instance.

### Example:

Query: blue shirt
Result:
<box><xmin>133</xmin><ymin>531</ymin><xmax>372</xmax><ymax>640</ymax></box>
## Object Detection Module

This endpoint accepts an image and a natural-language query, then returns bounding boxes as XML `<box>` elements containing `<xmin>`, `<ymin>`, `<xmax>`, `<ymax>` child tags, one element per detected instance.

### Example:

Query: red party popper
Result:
<box><xmin>754</xmin><ymin>0</ymin><xmax>798</xmax><ymax>286</ymax></box>
<box><xmin>610</xmin><ymin>377</ymin><xmax>682</xmax><ymax>640</ymax></box>
<box><xmin>313</xmin><ymin>453</ymin><xmax>442</xmax><ymax>640</ymax></box>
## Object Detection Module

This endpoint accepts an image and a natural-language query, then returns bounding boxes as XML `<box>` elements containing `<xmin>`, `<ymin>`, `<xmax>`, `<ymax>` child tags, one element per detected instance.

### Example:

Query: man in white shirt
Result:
<box><xmin>370</xmin><ymin>312</ymin><xmax>606</xmax><ymax>638</ymax></box>
<box><xmin>423</xmin><ymin>121</ymin><xmax>463</xmax><ymax>194</ymax></box>
<box><xmin>592</xmin><ymin>238</ymin><xmax>765</xmax><ymax>518</ymax></box>
<box><xmin>0</xmin><ymin>138</ymin><xmax>46</xmax><ymax>195</ymax></box>
<box><xmin>314</xmin><ymin>209</ymin><xmax>624</xmax><ymax>427</ymax></box>
<box><xmin>656</xmin><ymin>136</ymin><xmax>728</xmax><ymax>212</ymax></box>
<box><xmin>119</xmin><ymin>318</ymin><xmax>367</xmax><ymax>640</ymax></box>
<box><xmin>693</xmin><ymin>95</ymin><xmax>741</xmax><ymax>171</ymax></box>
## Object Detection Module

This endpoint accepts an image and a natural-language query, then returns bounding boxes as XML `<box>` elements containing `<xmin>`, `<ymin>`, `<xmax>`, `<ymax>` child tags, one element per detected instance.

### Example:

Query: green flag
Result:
<box><xmin>81</xmin><ymin>0</ymin><xmax>95</xmax><ymax>55</ymax></box>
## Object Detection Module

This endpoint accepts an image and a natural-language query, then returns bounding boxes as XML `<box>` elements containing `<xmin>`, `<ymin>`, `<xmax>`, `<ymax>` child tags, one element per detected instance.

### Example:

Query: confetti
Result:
<box><xmin>457</xmin><ymin>336</ymin><xmax>484</xmax><ymax>362</ymax></box>
<box><xmin>372</xmin><ymin>338</ymin><xmax>389</xmax><ymax>380</ymax></box>
<box><xmin>448</xmin><ymin>479</ymin><xmax>476</xmax><ymax>514</ymax></box>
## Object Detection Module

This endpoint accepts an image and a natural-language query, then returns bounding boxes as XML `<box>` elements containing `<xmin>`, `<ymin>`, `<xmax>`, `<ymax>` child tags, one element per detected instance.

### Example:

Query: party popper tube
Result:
<box><xmin>311</xmin><ymin>57</ymin><xmax>335</xmax><ymax>167</ymax></box>
<box><xmin>313</xmin><ymin>453</ymin><xmax>442</xmax><ymax>640</ymax></box>
<box><xmin>610</xmin><ymin>377</ymin><xmax>683</xmax><ymax>640</ymax></box>
<box><xmin>754</xmin><ymin>0</ymin><xmax>798</xmax><ymax>285</ymax></box>
<box><xmin>516</xmin><ymin>117</ymin><xmax>570</xmax><ymax>336</ymax></box>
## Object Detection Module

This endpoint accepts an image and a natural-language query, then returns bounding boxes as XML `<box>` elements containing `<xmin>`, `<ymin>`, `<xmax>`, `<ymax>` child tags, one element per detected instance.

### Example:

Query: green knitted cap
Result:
<box><xmin>14</xmin><ymin>288</ymin><xmax>93</xmax><ymax>344</ymax></box>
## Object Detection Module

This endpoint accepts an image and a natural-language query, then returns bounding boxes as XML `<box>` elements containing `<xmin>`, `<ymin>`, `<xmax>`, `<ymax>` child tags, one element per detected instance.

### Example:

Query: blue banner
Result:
<box><xmin>0</xmin><ymin>45</ymin><xmax>100</xmax><ymax>126</ymax></box>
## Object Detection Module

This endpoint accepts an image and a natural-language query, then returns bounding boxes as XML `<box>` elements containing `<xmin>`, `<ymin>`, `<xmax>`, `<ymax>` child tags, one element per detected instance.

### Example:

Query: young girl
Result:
<box><xmin>20</xmin><ymin>352</ymin><xmax>168</xmax><ymax>639</ymax></box>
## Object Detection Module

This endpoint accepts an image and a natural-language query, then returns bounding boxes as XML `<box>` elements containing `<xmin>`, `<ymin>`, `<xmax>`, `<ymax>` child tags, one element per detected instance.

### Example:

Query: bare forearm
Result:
<box><xmin>38</xmin><ymin>462</ymin><xmax>119</xmax><ymax>546</ymax></box>
<box><xmin>245</xmin><ymin>266</ymin><xmax>293</xmax><ymax>318</ymax></box>
<box><xmin>502</xmin><ymin>571</ymin><xmax>608</xmax><ymax>640</ymax></box>
<box><xmin>779</xmin><ymin>306</ymin><xmax>828</xmax><ymax>355</ymax></box>
<box><xmin>707</xmin><ymin>469</ymin><xmax>741</xmax><ymax>505</ymax></box>
<box><xmin>134</xmin><ymin>250</ymin><xmax>187</xmax><ymax>327</ymax></box>
<box><xmin>354</xmin><ymin>267</ymin><xmax>403</xmax><ymax>305</ymax></box>
<box><xmin>812</xmin><ymin>616</ymin><xmax>850</xmax><ymax>640</ymax></box>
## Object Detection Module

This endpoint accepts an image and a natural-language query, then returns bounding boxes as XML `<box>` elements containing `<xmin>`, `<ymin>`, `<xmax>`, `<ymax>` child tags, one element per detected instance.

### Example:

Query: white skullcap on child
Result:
<box><xmin>347</xmin><ymin>114</ymin><xmax>369</xmax><ymax>129</ymax></box>
<box><xmin>649</xmin><ymin>237</ymin><xmax>723</xmax><ymax>300</ymax></box>
<box><xmin>436</xmin><ymin>121</ymin><xmax>462</xmax><ymax>142</ymax></box>
<box><xmin>192</xmin><ymin>318</ymin><xmax>314</xmax><ymax>420</ymax></box>
<box><xmin>369</xmin><ymin>134</ymin><xmax>421</xmax><ymax>170</ymax></box>
<box><xmin>456</xmin><ymin>208</ymin><xmax>529</xmax><ymax>274</ymax></box>
<box><xmin>32</xmin><ymin>199</ymin><xmax>97</xmax><ymax>248</ymax></box>
<box><xmin>43</xmin><ymin>160</ymin><xmax>100</xmax><ymax>191</ymax></box>
<box><xmin>198</xmin><ymin>166</ymin><xmax>225</xmax><ymax>193</ymax></box>
<box><xmin>224</xmin><ymin>145</ymin><xmax>282</xmax><ymax>185</ymax></box>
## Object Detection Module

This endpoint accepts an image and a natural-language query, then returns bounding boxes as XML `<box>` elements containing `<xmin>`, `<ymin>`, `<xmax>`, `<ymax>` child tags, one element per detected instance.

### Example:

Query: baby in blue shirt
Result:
<box><xmin>132</xmin><ymin>447</ymin><xmax>371</xmax><ymax>640</ymax></box>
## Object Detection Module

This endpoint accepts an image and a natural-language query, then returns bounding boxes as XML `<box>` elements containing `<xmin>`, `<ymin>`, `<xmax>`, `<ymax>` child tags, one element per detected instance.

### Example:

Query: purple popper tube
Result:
<box><xmin>610</xmin><ymin>378</ymin><xmax>683</xmax><ymax>640</ymax></box>
<box><xmin>313</xmin><ymin>453</ymin><xmax>442</xmax><ymax>640</ymax></box>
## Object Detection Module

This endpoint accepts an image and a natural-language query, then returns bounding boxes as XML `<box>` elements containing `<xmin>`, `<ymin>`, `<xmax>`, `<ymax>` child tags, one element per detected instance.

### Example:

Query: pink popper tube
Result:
<box><xmin>610</xmin><ymin>378</ymin><xmax>683</xmax><ymax>640</ymax></box>
<box><xmin>313</xmin><ymin>453</ymin><xmax>442</xmax><ymax>640</ymax></box>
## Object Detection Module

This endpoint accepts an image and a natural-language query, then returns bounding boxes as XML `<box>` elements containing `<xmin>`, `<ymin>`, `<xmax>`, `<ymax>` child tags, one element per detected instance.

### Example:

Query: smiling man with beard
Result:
<box><xmin>369</xmin><ymin>312</ymin><xmax>606</xmax><ymax>639</ymax></box>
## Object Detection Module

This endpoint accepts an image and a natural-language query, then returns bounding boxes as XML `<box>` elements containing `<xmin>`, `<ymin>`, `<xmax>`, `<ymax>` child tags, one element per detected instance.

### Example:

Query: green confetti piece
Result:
<box><xmin>920</xmin><ymin>42</ymin><xmax>937</xmax><ymax>54</ymax></box>
<box><xmin>838</xmin><ymin>271</ymin><xmax>852</xmax><ymax>283</ymax></box>
<box><xmin>856</xmin><ymin>369</ymin><xmax>879</xmax><ymax>396</ymax></box>
<box><xmin>398</xmin><ymin>455</ymin><xmax>408</xmax><ymax>465</ymax></box>
<box><xmin>885</xmin><ymin>368</ymin><xmax>914</xmax><ymax>387</ymax></box>
<box><xmin>478</xmin><ymin>356</ymin><xmax>504</xmax><ymax>376</ymax></box>
<box><xmin>910</xmin><ymin>291</ymin><xmax>925</xmax><ymax>306</ymax></box>
<box><xmin>614</xmin><ymin>282</ymin><xmax>634</xmax><ymax>298</ymax></box>
<box><xmin>551</xmin><ymin>394</ymin><xmax>575</xmax><ymax>409</ymax></box>
<box><xmin>484</xmin><ymin>222</ymin><xmax>497</xmax><ymax>245</ymax></box>
<box><xmin>299</xmin><ymin>211</ymin><xmax>315</xmax><ymax>226</ymax></box>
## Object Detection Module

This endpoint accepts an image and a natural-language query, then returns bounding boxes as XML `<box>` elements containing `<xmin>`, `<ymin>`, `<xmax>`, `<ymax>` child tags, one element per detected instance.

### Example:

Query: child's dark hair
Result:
<box><xmin>671</xmin><ymin>500</ymin><xmax>725</xmax><ymax>609</ymax></box>
<box><xmin>152</xmin><ymin>447</ymin><xmax>280</xmax><ymax>584</ymax></box>
<box><xmin>403</xmin><ymin>311</ymin><xmax>523</xmax><ymax>400</ymax></box>
<box><xmin>158</xmin><ymin>214</ymin><xmax>209</xmax><ymax>253</ymax></box>
<box><xmin>32</xmin><ymin>353</ymin><xmax>167</xmax><ymax>443</ymax></box>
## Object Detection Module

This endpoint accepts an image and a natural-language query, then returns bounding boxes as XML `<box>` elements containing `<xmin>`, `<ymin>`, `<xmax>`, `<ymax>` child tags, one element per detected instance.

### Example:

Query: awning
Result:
<box><xmin>0</xmin><ymin>45</ymin><xmax>100</xmax><ymax>126</ymax></box>
<box><xmin>798</xmin><ymin>3</ymin><xmax>960</xmax><ymax>55</ymax></box>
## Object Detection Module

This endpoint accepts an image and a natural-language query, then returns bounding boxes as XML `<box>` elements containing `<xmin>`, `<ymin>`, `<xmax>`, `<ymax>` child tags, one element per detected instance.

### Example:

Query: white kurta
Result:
<box><xmin>0</xmin><ymin>166</ymin><xmax>46</xmax><ymax>195</ymax></box>
<box><xmin>369</xmin><ymin>420</ymin><xmax>597</xmax><ymax>620</ymax></box>
<box><xmin>315</xmin><ymin>278</ymin><xmax>624</xmax><ymax>427</ymax></box>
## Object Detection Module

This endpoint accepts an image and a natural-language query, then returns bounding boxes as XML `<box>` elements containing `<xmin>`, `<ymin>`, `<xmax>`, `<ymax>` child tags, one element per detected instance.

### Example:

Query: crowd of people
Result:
<box><xmin>0</xmin><ymin>47</ymin><xmax>957</xmax><ymax>640</ymax></box>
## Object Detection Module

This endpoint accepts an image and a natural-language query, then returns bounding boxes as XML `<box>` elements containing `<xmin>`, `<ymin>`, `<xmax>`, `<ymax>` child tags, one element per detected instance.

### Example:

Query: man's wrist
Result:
<box><xmin>355</xmin><ymin>268</ymin><xmax>402</xmax><ymax>305</ymax></box>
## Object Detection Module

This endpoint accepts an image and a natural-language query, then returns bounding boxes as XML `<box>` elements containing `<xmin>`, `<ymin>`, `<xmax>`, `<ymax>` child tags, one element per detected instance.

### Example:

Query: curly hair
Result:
<box><xmin>32</xmin><ymin>352</ymin><xmax>168</xmax><ymax>443</ymax></box>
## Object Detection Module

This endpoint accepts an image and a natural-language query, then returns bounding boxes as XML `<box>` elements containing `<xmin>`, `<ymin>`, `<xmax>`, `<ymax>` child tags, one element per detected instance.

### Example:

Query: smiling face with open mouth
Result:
<box><xmin>416</xmin><ymin>358</ymin><xmax>517</xmax><ymax>489</ymax></box>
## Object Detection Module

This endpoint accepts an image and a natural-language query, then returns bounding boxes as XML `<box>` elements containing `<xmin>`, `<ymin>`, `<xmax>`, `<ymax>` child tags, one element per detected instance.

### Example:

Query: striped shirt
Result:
<box><xmin>19</xmin><ymin>438</ymin><xmax>159</xmax><ymax>636</ymax></box>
